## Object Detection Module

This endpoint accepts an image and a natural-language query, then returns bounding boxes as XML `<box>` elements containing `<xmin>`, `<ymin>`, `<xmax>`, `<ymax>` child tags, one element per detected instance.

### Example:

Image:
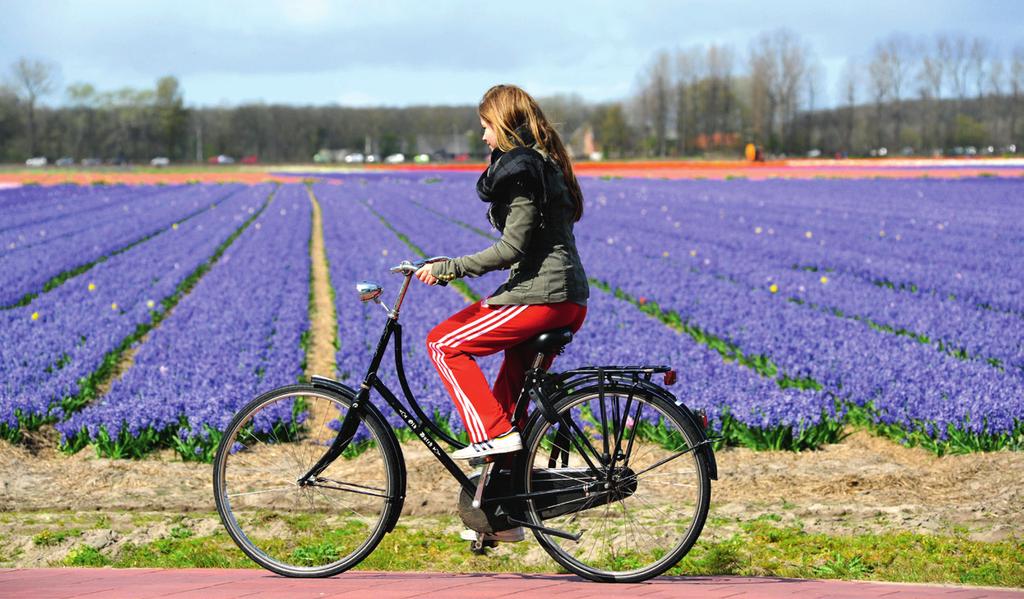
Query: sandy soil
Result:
<box><xmin>2</xmin><ymin>426</ymin><xmax>1021</xmax><ymax>543</ymax></box>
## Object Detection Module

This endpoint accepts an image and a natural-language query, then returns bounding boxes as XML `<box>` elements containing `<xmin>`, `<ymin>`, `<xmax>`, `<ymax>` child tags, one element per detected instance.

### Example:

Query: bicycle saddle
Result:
<box><xmin>526</xmin><ymin>327</ymin><xmax>574</xmax><ymax>355</ymax></box>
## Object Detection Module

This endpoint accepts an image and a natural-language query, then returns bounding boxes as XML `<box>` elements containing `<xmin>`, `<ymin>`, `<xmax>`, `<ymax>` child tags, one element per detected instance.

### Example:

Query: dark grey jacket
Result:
<box><xmin>430</xmin><ymin>150</ymin><xmax>589</xmax><ymax>306</ymax></box>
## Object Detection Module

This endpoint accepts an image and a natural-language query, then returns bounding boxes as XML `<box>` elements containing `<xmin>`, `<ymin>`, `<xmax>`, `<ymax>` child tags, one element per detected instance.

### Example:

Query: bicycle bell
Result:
<box><xmin>356</xmin><ymin>281</ymin><xmax>383</xmax><ymax>302</ymax></box>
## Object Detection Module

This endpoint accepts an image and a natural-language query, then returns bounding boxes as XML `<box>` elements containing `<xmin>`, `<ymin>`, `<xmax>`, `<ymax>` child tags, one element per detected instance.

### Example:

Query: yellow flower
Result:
<box><xmin>382</xmin><ymin>249</ymin><xmax>388</xmax><ymax>256</ymax></box>
<box><xmin>31</xmin><ymin>311</ymin><xmax>39</xmax><ymax>320</ymax></box>
<box><xmin>111</xmin><ymin>302</ymin><xmax>119</xmax><ymax>311</ymax></box>
<box><xmin>689</xmin><ymin>249</ymin><xmax>697</xmax><ymax>257</ymax></box>
<box><xmin>879</xmin><ymin>230</ymin><xmax>886</xmax><ymax>237</ymax></box>
<box><xmin>662</xmin><ymin>251</ymin><xmax>670</xmax><ymax>258</ymax></box>
<box><xmin>172</xmin><ymin>223</ymin><xmax>179</xmax><ymax>230</ymax></box>
<box><xmin>146</xmin><ymin>299</ymin><xmax>155</xmax><ymax>309</ymax></box>
<box><xmin>88</xmin><ymin>282</ymin><xmax>96</xmax><ymax>292</ymax></box>
<box><xmin>820</xmin><ymin>276</ymin><xmax>829</xmax><ymax>284</ymax></box>
<box><xmin>769</xmin><ymin>284</ymin><xmax>779</xmax><ymax>294</ymax></box>
<box><xmin>754</xmin><ymin>226</ymin><xmax>762</xmax><ymax>234</ymax></box>
<box><xmin>804</xmin><ymin>231</ymin><xmax>813</xmax><ymax>239</ymax></box>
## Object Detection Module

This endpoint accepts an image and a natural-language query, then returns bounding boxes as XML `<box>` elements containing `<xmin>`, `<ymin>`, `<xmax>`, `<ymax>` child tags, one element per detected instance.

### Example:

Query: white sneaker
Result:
<box><xmin>450</xmin><ymin>430</ymin><xmax>522</xmax><ymax>460</ymax></box>
<box><xmin>460</xmin><ymin>527</ymin><xmax>525</xmax><ymax>543</ymax></box>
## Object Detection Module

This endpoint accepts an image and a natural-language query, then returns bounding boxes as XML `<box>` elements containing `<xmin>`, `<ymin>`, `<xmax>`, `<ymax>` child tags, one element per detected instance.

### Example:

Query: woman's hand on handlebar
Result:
<box><xmin>415</xmin><ymin>265</ymin><xmax>439</xmax><ymax>285</ymax></box>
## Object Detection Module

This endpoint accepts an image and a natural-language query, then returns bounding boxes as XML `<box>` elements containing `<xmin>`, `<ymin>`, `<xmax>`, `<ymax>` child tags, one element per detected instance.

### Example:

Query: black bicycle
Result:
<box><xmin>213</xmin><ymin>256</ymin><xmax>717</xmax><ymax>583</ymax></box>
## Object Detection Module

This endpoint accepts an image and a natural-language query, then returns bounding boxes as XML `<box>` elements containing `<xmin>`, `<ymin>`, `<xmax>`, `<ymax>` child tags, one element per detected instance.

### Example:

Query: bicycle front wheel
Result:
<box><xmin>518</xmin><ymin>383</ymin><xmax>711</xmax><ymax>582</ymax></box>
<box><xmin>213</xmin><ymin>384</ymin><xmax>401</xmax><ymax>577</ymax></box>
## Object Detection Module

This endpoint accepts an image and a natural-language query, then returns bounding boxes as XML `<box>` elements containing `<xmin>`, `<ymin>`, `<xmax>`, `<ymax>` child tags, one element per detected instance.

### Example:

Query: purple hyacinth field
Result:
<box><xmin>312</xmin><ymin>173</ymin><xmax>1024</xmax><ymax>454</ymax></box>
<box><xmin>1</xmin><ymin>175</ymin><xmax>1021</xmax><ymax>459</ymax></box>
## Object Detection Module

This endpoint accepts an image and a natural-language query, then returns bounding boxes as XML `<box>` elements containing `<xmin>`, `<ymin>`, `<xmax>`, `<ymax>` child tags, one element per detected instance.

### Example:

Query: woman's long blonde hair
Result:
<box><xmin>478</xmin><ymin>84</ymin><xmax>584</xmax><ymax>222</ymax></box>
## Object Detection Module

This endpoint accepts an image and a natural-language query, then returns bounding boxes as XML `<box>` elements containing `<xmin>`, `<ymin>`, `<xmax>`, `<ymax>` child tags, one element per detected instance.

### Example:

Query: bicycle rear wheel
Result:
<box><xmin>517</xmin><ymin>383</ymin><xmax>711</xmax><ymax>582</ymax></box>
<box><xmin>213</xmin><ymin>384</ymin><xmax>401</xmax><ymax>577</ymax></box>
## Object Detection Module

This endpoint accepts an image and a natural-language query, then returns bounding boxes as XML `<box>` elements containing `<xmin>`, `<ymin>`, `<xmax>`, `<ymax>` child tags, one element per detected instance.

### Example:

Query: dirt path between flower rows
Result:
<box><xmin>2</xmin><ymin>184</ymin><xmax>1022</xmax><ymax>568</ymax></box>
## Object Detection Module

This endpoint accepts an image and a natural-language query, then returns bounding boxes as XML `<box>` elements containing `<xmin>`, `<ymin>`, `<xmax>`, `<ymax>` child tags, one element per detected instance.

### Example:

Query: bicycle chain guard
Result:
<box><xmin>457</xmin><ymin>467</ymin><xmax>638</xmax><ymax>533</ymax></box>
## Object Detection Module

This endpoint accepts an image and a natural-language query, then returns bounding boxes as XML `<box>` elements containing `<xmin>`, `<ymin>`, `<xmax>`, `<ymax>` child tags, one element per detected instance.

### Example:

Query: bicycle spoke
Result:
<box><xmin>227</xmin><ymin>485</ymin><xmax>297</xmax><ymax>498</ymax></box>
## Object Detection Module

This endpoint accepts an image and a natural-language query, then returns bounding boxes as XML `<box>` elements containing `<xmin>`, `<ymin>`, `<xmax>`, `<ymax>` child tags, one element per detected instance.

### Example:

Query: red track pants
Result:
<box><xmin>426</xmin><ymin>299</ymin><xmax>587</xmax><ymax>444</ymax></box>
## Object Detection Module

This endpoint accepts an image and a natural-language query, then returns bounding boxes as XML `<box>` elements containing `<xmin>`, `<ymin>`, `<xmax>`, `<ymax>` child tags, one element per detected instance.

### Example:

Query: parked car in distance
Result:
<box><xmin>81</xmin><ymin>158</ymin><xmax>102</xmax><ymax>166</ymax></box>
<box><xmin>365</xmin><ymin>154</ymin><xmax>378</xmax><ymax>163</ymax></box>
<box><xmin>413</xmin><ymin>153</ymin><xmax>430</xmax><ymax>163</ymax></box>
<box><xmin>25</xmin><ymin>157</ymin><xmax>47</xmax><ymax>167</ymax></box>
<box><xmin>207</xmin><ymin>155</ymin><xmax>235</xmax><ymax>164</ymax></box>
<box><xmin>385</xmin><ymin>153</ymin><xmax>405</xmax><ymax>164</ymax></box>
<box><xmin>55</xmin><ymin>157</ymin><xmax>75</xmax><ymax>166</ymax></box>
<box><xmin>150</xmin><ymin>157</ymin><xmax>170</xmax><ymax>167</ymax></box>
<box><xmin>344</xmin><ymin>152</ymin><xmax>365</xmax><ymax>163</ymax></box>
<box><xmin>240</xmin><ymin>155</ymin><xmax>259</xmax><ymax>164</ymax></box>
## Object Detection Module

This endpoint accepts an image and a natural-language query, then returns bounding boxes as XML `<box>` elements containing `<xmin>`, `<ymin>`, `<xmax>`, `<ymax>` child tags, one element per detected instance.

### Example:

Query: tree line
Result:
<box><xmin>2</xmin><ymin>28</ymin><xmax>1022</xmax><ymax>164</ymax></box>
<box><xmin>627</xmin><ymin>29</ymin><xmax>1023</xmax><ymax>158</ymax></box>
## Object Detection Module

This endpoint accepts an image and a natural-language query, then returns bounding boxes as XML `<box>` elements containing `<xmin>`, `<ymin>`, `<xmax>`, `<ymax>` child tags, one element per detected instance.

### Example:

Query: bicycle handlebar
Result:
<box><xmin>389</xmin><ymin>255</ymin><xmax>452</xmax><ymax>275</ymax></box>
<box><xmin>389</xmin><ymin>256</ymin><xmax>453</xmax><ymax>286</ymax></box>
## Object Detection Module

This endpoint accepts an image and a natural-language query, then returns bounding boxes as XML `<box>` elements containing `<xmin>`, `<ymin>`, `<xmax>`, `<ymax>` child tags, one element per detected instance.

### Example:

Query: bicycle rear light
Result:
<box><xmin>696</xmin><ymin>408</ymin><xmax>708</xmax><ymax>430</ymax></box>
<box><xmin>663</xmin><ymin>369</ymin><xmax>677</xmax><ymax>385</ymax></box>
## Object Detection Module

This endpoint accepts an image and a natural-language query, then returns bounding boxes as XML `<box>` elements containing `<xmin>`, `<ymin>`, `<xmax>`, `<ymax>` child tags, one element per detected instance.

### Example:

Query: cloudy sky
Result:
<box><xmin>2</xmin><ymin>0</ymin><xmax>1022</xmax><ymax>109</ymax></box>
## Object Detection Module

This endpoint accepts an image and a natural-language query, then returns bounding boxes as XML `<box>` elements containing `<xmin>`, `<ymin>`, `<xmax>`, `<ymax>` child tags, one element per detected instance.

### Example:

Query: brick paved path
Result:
<box><xmin>2</xmin><ymin>569</ymin><xmax>1022</xmax><ymax>598</ymax></box>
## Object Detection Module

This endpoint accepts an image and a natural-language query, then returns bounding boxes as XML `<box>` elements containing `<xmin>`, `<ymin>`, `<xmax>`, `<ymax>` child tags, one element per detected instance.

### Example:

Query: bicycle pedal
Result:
<box><xmin>468</xmin><ymin>456</ymin><xmax>495</xmax><ymax>467</ymax></box>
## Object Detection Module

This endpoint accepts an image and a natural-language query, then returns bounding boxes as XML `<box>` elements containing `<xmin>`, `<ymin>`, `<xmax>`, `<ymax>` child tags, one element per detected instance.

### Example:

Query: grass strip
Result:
<box><xmin>10</xmin><ymin>513</ymin><xmax>1019</xmax><ymax>588</ymax></box>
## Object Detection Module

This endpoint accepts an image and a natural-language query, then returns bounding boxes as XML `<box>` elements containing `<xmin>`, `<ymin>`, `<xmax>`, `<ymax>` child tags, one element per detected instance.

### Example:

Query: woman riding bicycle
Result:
<box><xmin>415</xmin><ymin>84</ymin><xmax>589</xmax><ymax>462</ymax></box>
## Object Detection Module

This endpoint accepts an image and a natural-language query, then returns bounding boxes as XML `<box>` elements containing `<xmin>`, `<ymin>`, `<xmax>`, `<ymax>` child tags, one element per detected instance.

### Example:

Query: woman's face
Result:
<box><xmin>480</xmin><ymin>117</ymin><xmax>498</xmax><ymax>152</ymax></box>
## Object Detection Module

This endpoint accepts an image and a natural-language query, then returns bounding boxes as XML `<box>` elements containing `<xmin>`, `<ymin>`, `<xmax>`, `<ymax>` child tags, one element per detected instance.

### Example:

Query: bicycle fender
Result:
<box><xmin>640</xmin><ymin>384</ymin><xmax>719</xmax><ymax>481</ymax></box>
<box><xmin>310</xmin><ymin>377</ymin><xmax>407</xmax><ymax>532</ymax></box>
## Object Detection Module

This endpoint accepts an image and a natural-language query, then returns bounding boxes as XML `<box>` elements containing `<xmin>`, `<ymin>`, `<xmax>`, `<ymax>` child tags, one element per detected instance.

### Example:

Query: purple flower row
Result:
<box><xmin>0</xmin><ymin>184</ymin><xmax>140</xmax><ymax>234</ymax></box>
<box><xmin>0</xmin><ymin>184</ymin><xmax>239</xmax><ymax>306</ymax></box>
<box><xmin>57</xmin><ymin>184</ymin><xmax>312</xmax><ymax>457</ymax></box>
<box><xmin>0</xmin><ymin>185</ymin><xmax>270</xmax><ymax>438</ymax></box>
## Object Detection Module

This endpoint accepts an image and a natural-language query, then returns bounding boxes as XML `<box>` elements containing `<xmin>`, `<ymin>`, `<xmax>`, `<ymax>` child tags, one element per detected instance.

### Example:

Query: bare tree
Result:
<box><xmin>747</xmin><ymin>37</ymin><xmax>777</xmax><ymax>149</ymax></box>
<box><xmin>748</xmin><ymin>29</ymin><xmax>810</xmax><ymax>153</ymax></box>
<box><xmin>987</xmin><ymin>55</ymin><xmax>1005</xmax><ymax>144</ymax></box>
<box><xmin>918</xmin><ymin>34</ymin><xmax>949</xmax><ymax>151</ymax></box>
<box><xmin>9</xmin><ymin>57</ymin><xmax>59</xmax><ymax>156</ymax></box>
<box><xmin>868</xmin><ymin>34</ymin><xmax>914</xmax><ymax>149</ymax></box>
<box><xmin>637</xmin><ymin>50</ymin><xmax>673</xmax><ymax>156</ymax></box>
<box><xmin>969</xmin><ymin>37</ymin><xmax>990</xmax><ymax>101</ymax></box>
<box><xmin>948</xmin><ymin>33</ymin><xmax>971</xmax><ymax>104</ymax></box>
<box><xmin>838</xmin><ymin>58</ymin><xmax>859</xmax><ymax>153</ymax></box>
<box><xmin>674</xmin><ymin>46</ymin><xmax>702</xmax><ymax>154</ymax></box>
<box><xmin>1011</xmin><ymin>45</ymin><xmax>1024</xmax><ymax>145</ymax></box>
<box><xmin>867</xmin><ymin>47</ymin><xmax>892</xmax><ymax>149</ymax></box>
<box><xmin>705</xmin><ymin>43</ymin><xmax>738</xmax><ymax>147</ymax></box>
